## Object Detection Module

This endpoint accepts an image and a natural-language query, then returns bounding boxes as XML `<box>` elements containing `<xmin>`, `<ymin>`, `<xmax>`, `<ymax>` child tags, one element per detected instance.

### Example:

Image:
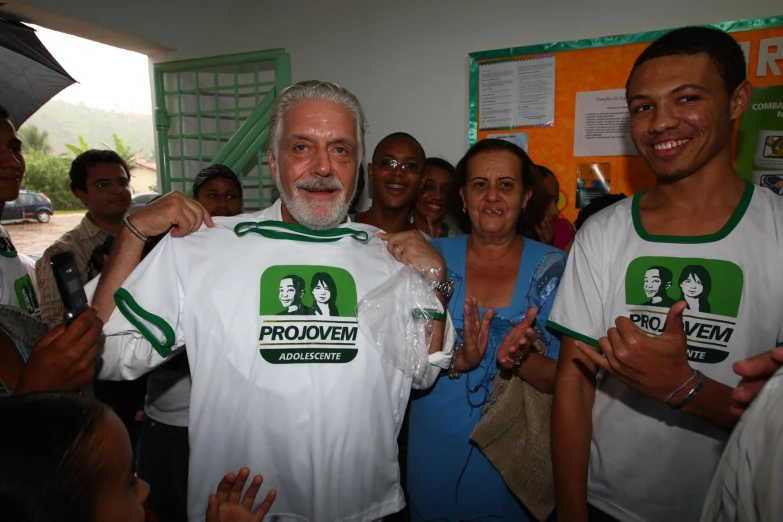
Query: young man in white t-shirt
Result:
<box><xmin>548</xmin><ymin>27</ymin><xmax>783</xmax><ymax>522</ymax></box>
<box><xmin>91</xmin><ymin>81</ymin><xmax>462</xmax><ymax>522</ymax></box>
<box><xmin>0</xmin><ymin>104</ymin><xmax>39</xmax><ymax>318</ymax></box>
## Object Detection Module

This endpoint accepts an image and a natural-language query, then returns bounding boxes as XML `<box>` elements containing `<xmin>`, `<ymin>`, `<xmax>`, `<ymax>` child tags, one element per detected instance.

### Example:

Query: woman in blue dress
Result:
<box><xmin>407</xmin><ymin>138</ymin><xmax>565</xmax><ymax>521</ymax></box>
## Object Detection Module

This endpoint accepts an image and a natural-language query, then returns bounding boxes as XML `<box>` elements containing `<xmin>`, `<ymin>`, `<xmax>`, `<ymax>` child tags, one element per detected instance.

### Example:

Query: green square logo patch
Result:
<box><xmin>625</xmin><ymin>257</ymin><xmax>743</xmax><ymax>364</ymax></box>
<box><xmin>258</xmin><ymin>265</ymin><xmax>358</xmax><ymax>364</ymax></box>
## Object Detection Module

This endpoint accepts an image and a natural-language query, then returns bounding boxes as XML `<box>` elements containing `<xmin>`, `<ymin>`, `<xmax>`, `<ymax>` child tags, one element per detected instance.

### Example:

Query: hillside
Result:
<box><xmin>23</xmin><ymin>100</ymin><xmax>155</xmax><ymax>159</ymax></box>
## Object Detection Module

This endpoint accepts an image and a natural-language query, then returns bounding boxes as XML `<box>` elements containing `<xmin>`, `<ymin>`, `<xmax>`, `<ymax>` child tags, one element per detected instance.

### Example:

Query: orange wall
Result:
<box><xmin>475</xmin><ymin>26</ymin><xmax>783</xmax><ymax>222</ymax></box>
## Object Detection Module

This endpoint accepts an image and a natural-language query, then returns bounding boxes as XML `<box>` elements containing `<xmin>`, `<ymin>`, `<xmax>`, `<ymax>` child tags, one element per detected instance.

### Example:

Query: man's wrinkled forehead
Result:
<box><xmin>282</xmin><ymin>100</ymin><xmax>358</xmax><ymax>147</ymax></box>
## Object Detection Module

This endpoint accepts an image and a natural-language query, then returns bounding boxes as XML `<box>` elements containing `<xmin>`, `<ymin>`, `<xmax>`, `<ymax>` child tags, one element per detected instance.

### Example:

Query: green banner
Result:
<box><xmin>737</xmin><ymin>85</ymin><xmax>783</xmax><ymax>190</ymax></box>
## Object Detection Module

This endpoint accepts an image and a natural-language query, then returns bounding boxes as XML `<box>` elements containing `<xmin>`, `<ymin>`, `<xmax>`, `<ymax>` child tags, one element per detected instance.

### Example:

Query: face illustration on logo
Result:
<box><xmin>678</xmin><ymin>265</ymin><xmax>712</xmax><ymax>313</ymax></box>
<box><xmin>643</xmin><ymin>266</ymin><xmax>673</xmax><ymax>304</ymax></box>
<box><xmin>681</xmin><ymin>275</ymin><xmax>704</xmax><ymax>297</ymax></box>
<box><xmin>313</xmin><ymin>282</ymin><xmax>331</xmax><ymax>304</ymax></box>
<box><xmin>279</xmin><ymin>275</ymin><xmax>305</xmax><ymax>311</ymax></box>
<box><xmin>310</xmin><ymin>272</ymin><xmax>338</xmax><ymax>316</ymax></box>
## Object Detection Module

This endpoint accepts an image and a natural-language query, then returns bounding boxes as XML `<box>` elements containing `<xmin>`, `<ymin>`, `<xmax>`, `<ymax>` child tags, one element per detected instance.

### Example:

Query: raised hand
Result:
<box><xmin>127</xmin><ymin>191</ymin><xmax>214</xmax><ymax>239</ymax></box>
<box><xmin>497</xmin><ymin>307</ymin><xmax>539</xmax><ymax>369</ymax></box>
<box><xmin>580</xmin><ymin>301</ymin><xmax>693</xmax><ymax>400</ymax></box>
<box><xmin>426</xmin><ymin>216</ymin><xmax>443</xmax><ymax>239</ymax></box>
<box><xmin>205</xmin><ymin>468</ymin><xmax>276</xmax><ymax>522</ymax></box>
<box><xmin>534</xmin><ymin>214</ymin><xmax>556</xmax><ymax>246</ymax></box>
<box><xmin>453</xmin><ymin>297</ymin><xmax>494</xmax><ymax>372</ymax></box>
<box><xmin>15</xmin><ymin>307</ymin><xmax>103</xmax><ymax>394</ymax></box>
<box><xmin>730</xmin><ymin>346</ymin><xmax>783</xmax><ymax>415</ymax></box>
<box><xmin>378</xmin><ymin>230</ymin><xmax>446</xmax><ymax>282</ymax></box>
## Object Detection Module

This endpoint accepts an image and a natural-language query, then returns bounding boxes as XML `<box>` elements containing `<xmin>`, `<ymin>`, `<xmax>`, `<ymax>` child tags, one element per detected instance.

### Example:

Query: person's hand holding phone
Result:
<box><xmin>14</xmin><ymin>308</ymin><xmax>103</xmax><ymax>394</ymax></box>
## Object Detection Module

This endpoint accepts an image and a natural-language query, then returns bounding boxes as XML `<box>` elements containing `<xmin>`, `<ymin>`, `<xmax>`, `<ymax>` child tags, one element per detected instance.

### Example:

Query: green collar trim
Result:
<box><xmin>0</xmin><ymin>248</ymin><xmax>18</xmax><ymax>258</ymax></box>
<box><xmin>234</xmin><ymin>220</ymin><xmax>370</xmax><ymax>243</ymax></box>
<box><xmin>632</xmin><ymin>181</ymin><xmax>754</xmax><ymax>244</ymax></box>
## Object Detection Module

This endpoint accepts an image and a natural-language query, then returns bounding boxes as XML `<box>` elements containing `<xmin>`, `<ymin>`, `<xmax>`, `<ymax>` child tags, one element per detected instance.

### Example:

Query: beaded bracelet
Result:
<box><xmin>663</xmin><ymin>369</ymin><xmax>697</xmax><ymax>405</ymax></box>
<box><xmin>670</xmin><ymin>371</ymin><xmax>706</xmax><ymax>410</ymax></box>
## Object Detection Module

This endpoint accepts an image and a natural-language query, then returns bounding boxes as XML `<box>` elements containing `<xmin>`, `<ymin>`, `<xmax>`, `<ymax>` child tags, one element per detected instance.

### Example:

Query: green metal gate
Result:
<box><xmin>153</xmin><ymin>49</ymin><xmax>291</xmax><ymax>211</ymax></box>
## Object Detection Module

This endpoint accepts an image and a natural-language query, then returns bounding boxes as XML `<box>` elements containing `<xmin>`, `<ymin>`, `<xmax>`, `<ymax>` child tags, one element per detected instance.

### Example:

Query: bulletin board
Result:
<box><xmin>468</xmin><ymin>16</ymin><xmax>783</xmax><ymax>222</ymax></box>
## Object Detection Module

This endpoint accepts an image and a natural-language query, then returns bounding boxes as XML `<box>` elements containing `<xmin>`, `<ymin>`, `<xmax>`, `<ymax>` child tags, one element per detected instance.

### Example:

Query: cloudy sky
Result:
<box><xmin>33</xmin><ymin>25</ymin><xmax>152</xmax><ymax>115</ymax></box>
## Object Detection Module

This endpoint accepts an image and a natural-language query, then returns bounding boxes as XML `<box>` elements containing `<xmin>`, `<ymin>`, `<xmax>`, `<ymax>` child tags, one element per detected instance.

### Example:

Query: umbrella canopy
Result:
<box><xmin>0</xmin><ymin>18</ymin><xmax>76</xmax><ymax>128</ymax></box>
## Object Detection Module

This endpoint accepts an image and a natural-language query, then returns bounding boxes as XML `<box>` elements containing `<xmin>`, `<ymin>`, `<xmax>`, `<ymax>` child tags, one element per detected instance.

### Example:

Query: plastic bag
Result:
<box><xmin>357</xmin><ymin>265</ymin><xmax>444</xmax><ymax>383</ymax></box>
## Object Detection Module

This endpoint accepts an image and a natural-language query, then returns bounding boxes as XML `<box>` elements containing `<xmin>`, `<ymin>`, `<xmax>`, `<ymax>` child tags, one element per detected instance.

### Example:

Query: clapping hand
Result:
<box><xmin>206</xmin><ymin>468</ymin><xmax>276</xmax><ymax>522</ymax></box>
<box><xmin>452</xmin><ymin>297</ymin><xmax>494</xmax><ymax>372</ymax></box>
<box><xmin>497</xmin><ymin>307</ymin><xmax>539</xmax><ymax>370</ymax></box>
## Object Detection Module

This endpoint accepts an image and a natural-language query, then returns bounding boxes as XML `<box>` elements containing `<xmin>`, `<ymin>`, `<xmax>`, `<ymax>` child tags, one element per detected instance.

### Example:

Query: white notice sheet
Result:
<box><xmin>479</xmin><ymin>61</ymin><xmax>517</xmax><ymax>128</ymax></box>
<box><xmin>479</xmin><ymin>55</ymin><xmax>555</xmax><ymax>130</ymax></box>
<box><xmin>573</xmin><ymin>89</ymin><xmax>638</xmax><ymax>157</ymax></box>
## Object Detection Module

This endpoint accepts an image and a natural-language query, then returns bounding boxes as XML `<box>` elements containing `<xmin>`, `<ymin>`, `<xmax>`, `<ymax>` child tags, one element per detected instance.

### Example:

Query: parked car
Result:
<box><xmin>1</xmin><ymin>190</ymin><xmax>54</xmax><ymax>224</ymax></box>
<box><xmin>130</xmin><ymin>192</ymin><xmax>160</xmax><ymax>213</ymax></box>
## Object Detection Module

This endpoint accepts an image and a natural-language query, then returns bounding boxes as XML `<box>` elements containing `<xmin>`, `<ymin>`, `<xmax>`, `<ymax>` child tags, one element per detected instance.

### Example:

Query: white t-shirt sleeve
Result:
<box><xmin>113</xmin><ymin>235</ymin><xmax>186</xmax><ymax>358</ymax></box>
<box><xmin>546</xmin><ymin>221</ymin><xmax>605</xmax><ymax>346</ymax></box>
<box><xmin>85</xmin><ymin>274</ymin><xmax>177</xmax><ymax>380</ymax></box>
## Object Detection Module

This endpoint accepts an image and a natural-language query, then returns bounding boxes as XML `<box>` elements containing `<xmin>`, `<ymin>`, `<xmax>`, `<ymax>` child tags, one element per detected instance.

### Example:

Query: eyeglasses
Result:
<box><xmin>377</xmin><ymin>158</ymin><xmax>422</xmax><ymax>173</ymax></box>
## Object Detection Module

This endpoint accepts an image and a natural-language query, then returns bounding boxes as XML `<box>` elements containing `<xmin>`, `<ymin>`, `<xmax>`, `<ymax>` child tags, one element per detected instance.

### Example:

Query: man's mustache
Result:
<box><xmin>294</xmin><ymin>176</ymin><xmax>344</xmax><ymax>193</ymax></box>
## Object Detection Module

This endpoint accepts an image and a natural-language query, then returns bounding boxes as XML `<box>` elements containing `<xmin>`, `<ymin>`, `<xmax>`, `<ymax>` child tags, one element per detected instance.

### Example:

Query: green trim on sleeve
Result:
<box><xmin>546</xmin><ymin>320</ymin><xmax>600</xmax><ymax>348</ymax></box>
<box><xmin>632</xmin><ymin>181</ymin><xmax>753</xmax><ymax>244</ymax></box>
<box><xmin>412</xmin><ymin>308</ymin><xmax>446</xmax><ymax>320</ymax></box>
<box><xmin>114</xmin><ymin>288</ymin><xmax>177</xmax><ymax>356</ymax></box>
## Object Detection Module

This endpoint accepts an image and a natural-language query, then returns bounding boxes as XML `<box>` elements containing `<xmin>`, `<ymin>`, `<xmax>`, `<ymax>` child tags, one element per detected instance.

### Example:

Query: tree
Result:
<box><xmin>64</xmin><ymin>135</ymin><xmax>90</xmax><ymax>157</ymax></box>
<box><xmin>21</xmin><ymin>150</ymin><xmax>84</xmax><ymax>211</ymax></box>
<box><xmin>18</xmin><ymin>125</ymin><xmax>52</xmax><ymax>155</ymax></box>
<box><xmin>66</xmin><ymin>134</ymin><xmax>141</xmax><ymax>169</ymax></box>
<box><xmin>100</xmin><ymin>134</ymin><xmax>141</xmax><ymax>170</ymax></box>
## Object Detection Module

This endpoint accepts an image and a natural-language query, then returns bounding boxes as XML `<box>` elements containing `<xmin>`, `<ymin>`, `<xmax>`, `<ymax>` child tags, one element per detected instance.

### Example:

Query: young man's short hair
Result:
<box><xmin>192</xmin><ymin>164</ymin><xmax>243</xmax><ymax>199</ymax></box>
<box><xmin>69</xmin><ymin>150</ymin><xmax>131</xmax><ymax>195</ymax></box>
<box><xmin>626</xmin><ymin>26</ymin><xmax>747</xmax><ymax>97</ymax></box>
<box><xmin>0</xmin><ymin>105</ymin><xmax>10</xmax><ymax>120</ymax></box>
<box><xmin>371</xmin><ymin>132</ymin><xmax>426</xmax><ymax>165</ymax></box>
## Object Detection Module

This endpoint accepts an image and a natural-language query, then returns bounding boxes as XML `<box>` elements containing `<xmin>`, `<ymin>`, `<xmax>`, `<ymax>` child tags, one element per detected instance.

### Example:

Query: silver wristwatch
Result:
<box><xmin>431</xmin><ymin>278</ymin><xmax>454</xmax><ymax>301</ymax></box>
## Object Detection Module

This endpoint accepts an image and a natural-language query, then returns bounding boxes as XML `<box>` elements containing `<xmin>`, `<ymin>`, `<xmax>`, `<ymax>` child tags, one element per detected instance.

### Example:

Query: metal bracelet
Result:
<box><xmin>663</xmin><ymin>369</ymin><xmax>697</xmax><ymax>405</ymax></box>
<box><xmin>513</xmin><ymin>347</ymin><xmax>531</xmax><ymax>369</ymax></box>
<box><xmin>448</xmin><ymin>343</ymin><xmax>462</xmax><ymax>379</ymax></box>
<box><xmin>123</xmin><ymin>214</ymin><xmax>149</xmax><ymax>243</ymax></box>
<box><xmin>670</xmin><ymin>370</ymin><xmax>706</xmax><ymax>410</ymax></box>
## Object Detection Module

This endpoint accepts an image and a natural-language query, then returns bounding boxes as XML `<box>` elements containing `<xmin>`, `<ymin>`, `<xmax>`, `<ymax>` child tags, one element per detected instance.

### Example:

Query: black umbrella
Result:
<box><xmin>0</xmin><ymin>18</ymin><xmax>76</xmax><ymax>128</ymax></box>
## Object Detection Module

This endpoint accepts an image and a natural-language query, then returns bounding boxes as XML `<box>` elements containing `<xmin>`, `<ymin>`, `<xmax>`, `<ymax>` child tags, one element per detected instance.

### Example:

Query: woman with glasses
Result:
<box><xmin>406</xmin><ymin>139</ymin><xmax>564</xmax><ymax>522</ymax></box>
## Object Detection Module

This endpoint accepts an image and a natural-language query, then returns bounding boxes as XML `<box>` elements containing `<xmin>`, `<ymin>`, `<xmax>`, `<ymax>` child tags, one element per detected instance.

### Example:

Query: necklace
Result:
<box><xmin>468</xmin><ymin>236</ymin><xmax>522</xmax><ymax>262</ymax></box>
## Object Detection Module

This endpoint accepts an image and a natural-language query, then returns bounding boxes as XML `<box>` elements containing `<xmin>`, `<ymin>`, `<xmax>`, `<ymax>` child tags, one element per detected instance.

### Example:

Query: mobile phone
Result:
<box><xmin>50</xmin><ymin>252</ymin><xmax>89</xmax><ymax>326</ymax></box>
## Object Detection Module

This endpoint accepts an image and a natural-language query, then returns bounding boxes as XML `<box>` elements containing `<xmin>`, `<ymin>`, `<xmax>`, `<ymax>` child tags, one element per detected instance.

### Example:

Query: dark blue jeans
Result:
<box><xmin>136</xmin><ymin>419</ymin><xmax>189</xmax><ymax>522</ymax></box>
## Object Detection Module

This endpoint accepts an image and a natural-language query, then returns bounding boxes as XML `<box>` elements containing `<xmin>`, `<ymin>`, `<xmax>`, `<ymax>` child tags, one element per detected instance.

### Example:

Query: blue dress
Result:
<box><xmin>407</xmin><ymin>235</ymin><xmax>563</xmax><ymax>522</ymax></box>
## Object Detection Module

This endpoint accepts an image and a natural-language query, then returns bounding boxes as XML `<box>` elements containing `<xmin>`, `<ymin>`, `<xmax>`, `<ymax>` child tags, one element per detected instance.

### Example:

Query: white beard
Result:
<box><xmin>275</xmin><ymin>170</ymin><xmax>356</xmax><ymax>230</ymax></box>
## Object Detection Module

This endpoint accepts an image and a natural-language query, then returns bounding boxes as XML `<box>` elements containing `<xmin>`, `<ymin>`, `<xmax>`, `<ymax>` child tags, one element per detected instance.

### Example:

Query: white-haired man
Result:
<box><xmin>91</xmin><ymin>81</ymin><xmax>478</xmax><ymax>522</ymax></box>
